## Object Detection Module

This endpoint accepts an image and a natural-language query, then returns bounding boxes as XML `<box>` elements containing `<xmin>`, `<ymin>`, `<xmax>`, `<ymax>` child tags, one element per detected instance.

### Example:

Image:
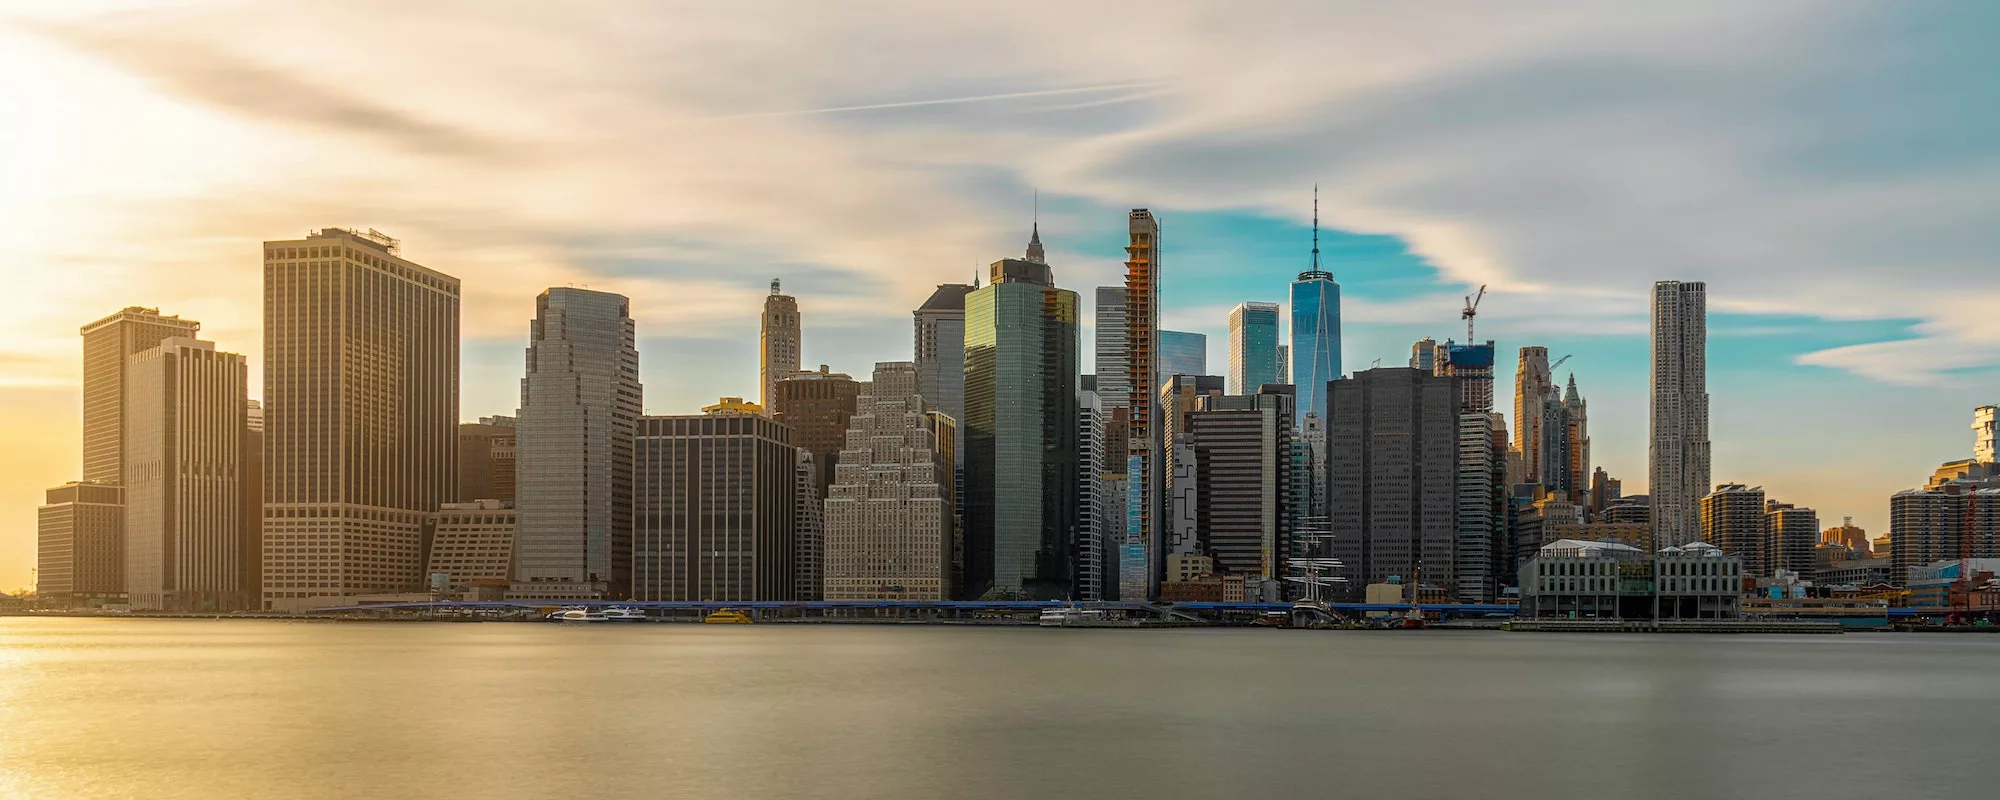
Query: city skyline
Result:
<box><xmin>4</xmin><ymin>3</ymin><xmax>1999</xmax><ymax>589</ymax></box>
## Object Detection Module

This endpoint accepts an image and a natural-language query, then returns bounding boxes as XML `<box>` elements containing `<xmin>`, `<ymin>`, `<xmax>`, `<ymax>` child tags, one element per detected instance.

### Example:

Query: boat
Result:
<box><xmin>704</xmin><ymin>609</ymin><xmax>754</xmax><ymax>624</ymax></box>
<box><xmin>1038</xmin><ymin>605</ymin><xmax>1114</xmax><ymax>627</ymax></box>
<box><xmin>546</xmin><ymin>606</ymin><xmax>649</xmax><ymax>623</ymax></box>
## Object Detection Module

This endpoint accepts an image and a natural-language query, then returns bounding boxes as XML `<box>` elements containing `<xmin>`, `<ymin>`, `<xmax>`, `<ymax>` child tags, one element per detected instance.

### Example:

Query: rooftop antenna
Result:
<box><xmin>1312</xmin><ymin>184</ymin><xmax>1320</xmax><ymax>271</ymax></box>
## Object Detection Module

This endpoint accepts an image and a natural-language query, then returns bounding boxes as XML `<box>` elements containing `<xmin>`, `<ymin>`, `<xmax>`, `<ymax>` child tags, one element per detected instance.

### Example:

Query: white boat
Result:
<box><xmin>1038</xmin><ymin>605</ymin><xmax>1113</xmax><ymax>627</ymax></box>
<box><xmin>547</xmin><ymin>606</ymin><xmax>648</xmax><ymax>623</ymax></box>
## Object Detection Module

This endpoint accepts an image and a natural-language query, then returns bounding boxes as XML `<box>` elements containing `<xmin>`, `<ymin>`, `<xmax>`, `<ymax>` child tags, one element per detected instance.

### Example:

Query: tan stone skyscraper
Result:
<box><xmin>124</xmin><ymin>337</ymin><xmax>249</xmax><ymax>610</ymax></box>
<box><xmin>760</xmin><ymin>279</ymin><xmax>801</xmax><ymax>412</ymax></box>
<box><xmin>823</xmin><ymin>362</ymin><xmax>955</xmax><ymax>600</ymax></box>
<box><xmin>261</xmin><ymin>228</ymin><xmax>459</xmax><ymax>611</ymax></box>
<box><xmin>80</xmin><ymin>307</ymin><xmax>200</xmax><ymax>484</ymax></box>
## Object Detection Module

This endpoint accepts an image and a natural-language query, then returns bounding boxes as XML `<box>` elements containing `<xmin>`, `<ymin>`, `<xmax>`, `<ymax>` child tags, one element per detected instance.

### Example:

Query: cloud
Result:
<box><xmin>3</xmin><ymin>0</ymin><xmax>1998</xmax><ymax>396</ymax></box>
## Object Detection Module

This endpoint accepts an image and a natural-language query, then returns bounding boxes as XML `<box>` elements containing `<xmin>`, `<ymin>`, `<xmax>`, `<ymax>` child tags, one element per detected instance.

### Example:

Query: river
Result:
<box><xmin>0</xmin><ymin>618</ymin><xmax>1989</xmax><ymax>799</ymax></box>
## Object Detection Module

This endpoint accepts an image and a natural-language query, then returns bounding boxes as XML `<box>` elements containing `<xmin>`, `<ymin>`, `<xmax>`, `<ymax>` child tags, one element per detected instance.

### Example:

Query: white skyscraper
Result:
<box><xmin>1651</xmin><ymin>280</ymin><xmax>1710</xmax><ymax>548</ymax></box>
<box><xmin>823</xmin><ymin>362</ymin><xmax>955</xmax><ymax>600</ymax></box>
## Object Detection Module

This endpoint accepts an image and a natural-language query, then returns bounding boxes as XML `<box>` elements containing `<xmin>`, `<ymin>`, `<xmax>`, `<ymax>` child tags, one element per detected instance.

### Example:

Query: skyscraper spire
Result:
<box><xmin>1311</xmin><ymin>183</ymin><xmax>1321</xmax><ymax>271</ymax></box>
<box><xmin>1025</xmin><ymin>189</ymin><xmax>1046</xmax><ymax>264</ymax></box>
<box><xmin>1299</xmin><ymin>184</ymin><xmax>1332</xmax><ymax>282</ymax></box>
<box><xmin>1565</xmin><ymin>371</ymin><xmax>1580</xmax><ymax>404</ymax></box>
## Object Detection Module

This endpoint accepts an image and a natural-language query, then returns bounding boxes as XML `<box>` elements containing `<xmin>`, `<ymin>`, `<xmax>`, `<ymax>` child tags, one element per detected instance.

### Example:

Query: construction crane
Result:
<box><xmin>1550</xmin><ymin>354</ymin><xmax>1572</xmax><ymax>373</ymax></box>
<box><xmin>1462</xmin><ymin>285</ymin><xmax>1487</xmax><ymax>342</ymax></box>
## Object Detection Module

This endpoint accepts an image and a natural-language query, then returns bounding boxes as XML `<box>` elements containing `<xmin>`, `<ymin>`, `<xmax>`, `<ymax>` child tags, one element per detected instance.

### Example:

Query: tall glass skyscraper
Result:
<box><xmin>964</xmin><ymin>251</ymin><xmax>1079</xmax><ymax>600</ymax></box>
<box><xmin>1290</xmin><ymin>190</ymin><xmax>1340</xmax><ymax>418</ymax></box>
<box><xmin>1228</xmin><ymin>302</ymin><xmax>1280</xmax><ymax>395</ymax></box>
<box><xmin>1156</xmin><ymin>329</ymin><xmax>1206</xmax><ymax>383</ymax></box>
<box><xmin>516</xmin><ymin>288</ymin><xmax>642</xmax><ymax>600</ymax></box>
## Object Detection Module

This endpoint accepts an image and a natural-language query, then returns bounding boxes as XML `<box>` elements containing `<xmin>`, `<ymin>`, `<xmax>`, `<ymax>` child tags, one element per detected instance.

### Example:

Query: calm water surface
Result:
<box><xmin>0</xmin><ymin>618</ymin><xmax>1991</xmax><ymax>799</ymax></box>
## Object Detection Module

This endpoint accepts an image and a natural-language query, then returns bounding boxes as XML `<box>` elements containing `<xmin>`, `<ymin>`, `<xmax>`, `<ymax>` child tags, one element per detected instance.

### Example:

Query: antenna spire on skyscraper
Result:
<box><xmin>1312</xmin><ymin>183</ymin><xmax>1320</xmax><ymax>271</ymax></box>
<box><xmin>1297</xmin><ymin>184</ymin><xmax>1333</xmax><ymax>282</ymax></box>
<box><xmin>1026</xmin><ymin>188</ymin><xmax>1046</xmax><ymax>264</ymax></box>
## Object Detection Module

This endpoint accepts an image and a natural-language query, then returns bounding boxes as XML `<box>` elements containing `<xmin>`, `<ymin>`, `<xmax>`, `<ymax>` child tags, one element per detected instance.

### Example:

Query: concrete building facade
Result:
<box><xmin>1651</xmin><ymin>280</ymin><xmax>1711</xmax><ymax>547</ymax></box>
<box><xmin>1700</xmin><ymin>484</ymin><xmax>1767</xmax><ymax>576</ymax></box>
<box><xmin>1326</xmin><ymin>368</ymin><xmax>1462</xmax><ymax>594</ymax></box>
<box><xmin>124</xmin><ymin>337</ymin><xmax>249</xmax><ymax>611</ymax></box>
<box><xmin>457</xmin><ymin>417</ymin><xmax>516</xmax><ymax>504</ymax></box>
<box><xmin>425</xmin><ymin>500</ymin><xmax>516</xmax><ymax>586</ymax></box>
<box><xmin>1093</xmin><ymin>286</ymin><xmax>1129</xmax><ymax>410</ymax></box>
<box><xmin>772</xmin><ymin>365</ymin><xmax>861</xmax><ymax>502</ymax></box>
<box><xmin>823</xmin><ymin>363</ymin><xmax>955</xmax><ymax>601</ymax></box>
<box><xmin>36</xmin><ymin>482</ymin><xmax>125</xmax><ymax>607</ymax></box>
<box><xmin>633</xmin><ymin>412</ymin><xmax>799</xmax><ymax>601</ymax></box>
<box><xmin>80</xmin><ymin>307</ymin><xmax>201</xmax><ymax>485</ymax></box>
<box><xmin>261</xmin><ymin>228</ymin><xmax>459</xmax><ymax>611</ymax></box>
<box><xmin>759</xmin><ymin>280</ymin><xmax>801</xmax><ymax>412</ymax></box>
<box><xmin>1188</xmin><ymin>386</ymin><xmax>1296</xmax><ymax>582</ymax></box>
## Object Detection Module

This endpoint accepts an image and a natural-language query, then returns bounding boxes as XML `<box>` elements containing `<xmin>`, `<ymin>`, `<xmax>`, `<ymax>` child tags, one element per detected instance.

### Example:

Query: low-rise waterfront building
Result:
<box><xmin>1518</xmin><ymin>539</ymin><xmax>1743</xmax><ymax>619</ymax></box>
<box><xmin>425</xmin><ymin>500</ymin><xmax>515</xmax><ymax>588</ymax></box>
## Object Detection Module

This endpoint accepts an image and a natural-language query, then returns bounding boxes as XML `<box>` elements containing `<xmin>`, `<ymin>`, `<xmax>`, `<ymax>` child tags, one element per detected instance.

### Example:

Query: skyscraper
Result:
<box><xmin>515</xmin><ymin>288</ymin><xmax>641</xmax><ymax>601</ymax></box>
<box><xmin>823</xmin><ymin>362</ymin><xmax>955</xmax><ymax>601</ymax></box>
<box><xmin>1563</xmin><ymin>374</ymin><xmax>1590</xmax><ymax>503</ymax></box>
<box><xmin>262</xmin><ymin>229</ymin><xmax>459</xmax><ymax>611</ymax></box>
<box><xmin>1122</xmin><ymin>209</ymin><xmax>1161</xmax><ymax>601</ymax></box>
<box><xmin>794</xmin><ymin>451</ymin><xmax>824</xmax><ymax>601</ymax></box>
<box><xmin>1651</xmin><ymin>280</ymin><xmax>1711</xmax><ymax>548</ymax></box>
<box><xmin>1076</xmin><ymin>389</ymin><xmax>1111</xmax><ymax>601</ymax></box>
<box><xmin>1187</xmin><ymin>386</ymin><xmax>1296</xmax><ymax>583</ymax></box>
<box><xmin>1094</xmin><ymin>286</ymin><xmax>1129</xmax><ymax>410</ymax></box>
<box><xmin>1513</xmin><ymin>346</ymin><xmax>1553</xmax><ymax>484</ymax></box>
<box><xmin>1438</xmin><ymin>341</ymin><xmax>1497</xmax><ymax>414</ymax></box>
<box><xmin>914</xmin><ymin>282</ymin><xmax>973</xmax><ymax>447</ymax></box>
<box><xmin>633</xmin><ymin>408</ymin><xmax>798</xmax><ymax>601</ymax></box>
<box><xmin>1290</xmin><ymin>190</ymin><xmax>1341</xmax><ymax>419</ymax></box>
<box><xmin>80</xmin><ymin>307</ymin><xmax>201</xmax><ymax>484</ymax></box>
<box><xmin>1227</xmin><ymin>302</ymin><xmax>1281</xmax><ymax>395</ymax></box>
<box><xmin>124</xmin><ymin>336</ymin><xmax>249</xmax><ymax>611</ymax></box>
<box><xmin>1276</xmin><ymin>344</ymin><xmax>1290</xmax><ymax>384</ymax></box>
<box><xmin>772</xmin><ymin>365</ymin><xmax>861</xmax><ymax>502</ymax></box>
<box><xmin>1327</xmin><ymin>368</ymin><xmax>1464</xmax><ymax>592</ymax></box>
<box><xmin>1156</xmin><ymin>329</ymin><xmax>1207</xmax><ymax>383</ymax></box>
<box><xmin>760</xmin><ymin>279</ymin><xmax>801</xmax><ymax>412</ymax></box>
<box><xmin>964</xmin><ymin>246</ymin><xmax>1080</xmax><ymax>600</ymax></box>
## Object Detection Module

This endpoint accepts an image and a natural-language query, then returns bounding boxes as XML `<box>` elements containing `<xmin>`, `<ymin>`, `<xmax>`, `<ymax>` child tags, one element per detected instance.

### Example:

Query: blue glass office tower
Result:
<box><xmin>1291</xmin><ymin>190</ymin><xmax>1341</xmax><ymax>419</ymax></box>
<box><xmin>1156</xmin><ymin>329</ymin><xmax>1207</xmax><ymax>383</ymax></box>
<box><xmin>1228</xmin><ymin>302</ymin><xmax>1281</xmax><ymax>395</ymax></box>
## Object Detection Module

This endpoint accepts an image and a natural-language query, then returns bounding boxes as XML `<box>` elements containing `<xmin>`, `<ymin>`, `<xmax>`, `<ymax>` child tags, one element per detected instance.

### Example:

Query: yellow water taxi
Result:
<box><xmin>703</xmin><ymin>609</ymin><xmax>754</xmax><ymax>624</ymax></box>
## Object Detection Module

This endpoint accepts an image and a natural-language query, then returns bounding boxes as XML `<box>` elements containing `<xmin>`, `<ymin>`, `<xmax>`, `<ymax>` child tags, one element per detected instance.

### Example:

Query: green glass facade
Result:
<box><xmin>963</xmin><ymin>259</ymin><xmax>1079</xmax><ymax>600</ymax></box>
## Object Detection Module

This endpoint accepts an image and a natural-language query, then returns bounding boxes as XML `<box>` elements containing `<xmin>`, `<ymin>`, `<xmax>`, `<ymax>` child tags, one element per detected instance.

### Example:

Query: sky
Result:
<box><xmin>2</xmin><ymin>1</ymin><xmax>1997</xmax><ymax>591</ymax></box>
